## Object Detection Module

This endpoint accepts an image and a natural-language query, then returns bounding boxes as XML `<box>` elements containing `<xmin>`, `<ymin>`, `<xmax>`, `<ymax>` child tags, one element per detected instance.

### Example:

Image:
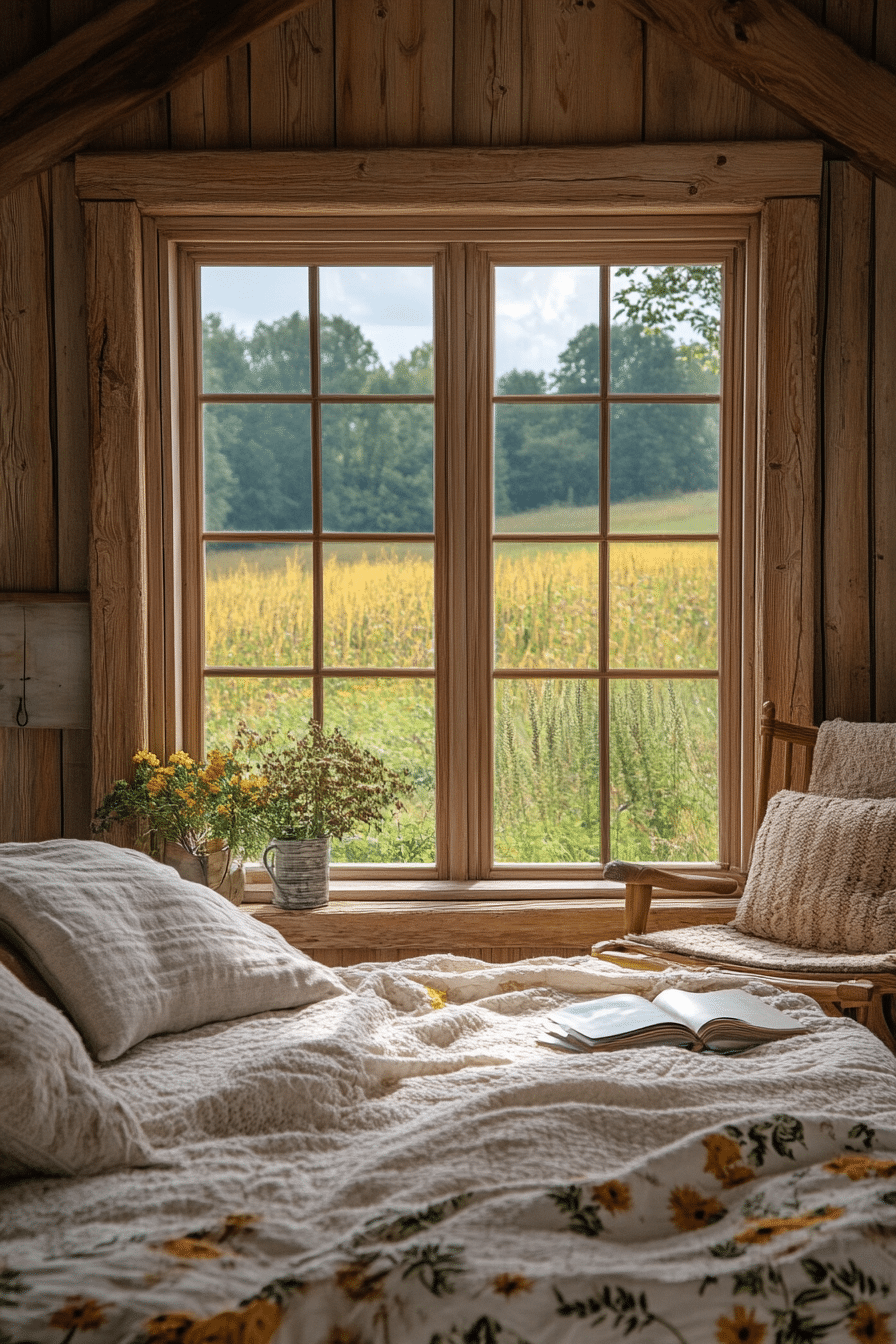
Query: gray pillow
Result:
<box><xmin>734</xmin><ymin>790</ymin><xmax>896</xmax><ymax>953</ymax></box>
<box><xmin>0</xmin><ymin>964</ymin><xmax>155</xmax><ymax>1178</ymax></box>
<box><xmin>0</xmin><ymin>840</ymin><xmax>346</xmax><ymax>1061</ymax></box>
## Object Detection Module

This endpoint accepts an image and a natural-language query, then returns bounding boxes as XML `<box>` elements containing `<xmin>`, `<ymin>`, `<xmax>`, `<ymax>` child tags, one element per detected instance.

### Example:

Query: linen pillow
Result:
<box><xmin>0</xmin><ymin>963</ymin><xmax>154</xmax><ymax>1179</ymax></box>
<box><xmin>733</xmin><ymin>789</ymin><xmax>896</xmax><ymax>953</ymax></box>
<box><xmin>808</xmin><ymin>718</ymin><xmax>896</xmax><ymax>800</ymax></box>
<box><xmin>0</xmin><ymin>840</ymin><xmax>346</xmax><ymax>1061</ymax></box>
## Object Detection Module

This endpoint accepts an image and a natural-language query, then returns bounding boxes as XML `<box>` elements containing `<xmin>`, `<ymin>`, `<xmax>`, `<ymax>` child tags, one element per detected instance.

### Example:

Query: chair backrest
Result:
<box><xmin>756</xmin><ymin>700</ymin><xmax>818</xmax><ymax>832</ymax></box>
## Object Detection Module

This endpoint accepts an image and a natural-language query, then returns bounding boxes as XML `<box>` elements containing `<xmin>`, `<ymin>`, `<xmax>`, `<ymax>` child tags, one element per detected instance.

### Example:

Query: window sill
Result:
<box><xmin>246</xmin><ymin>885</ymin><xmax>741</xmax><ymax>954</ymax></box>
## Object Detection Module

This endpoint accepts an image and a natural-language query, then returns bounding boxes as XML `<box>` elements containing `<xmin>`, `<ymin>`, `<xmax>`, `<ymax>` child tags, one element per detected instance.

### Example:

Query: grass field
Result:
<box><xmin>205</xmin><ymin>492</ymin><xmax>718</xmax><ymax>864</ymax></box>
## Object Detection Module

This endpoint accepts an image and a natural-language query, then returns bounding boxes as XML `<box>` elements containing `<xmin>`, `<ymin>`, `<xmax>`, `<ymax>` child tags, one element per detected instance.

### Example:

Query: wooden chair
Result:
<box><xmin>594</xmin><ymin>702</ymin><xmax>896</xmax><ymax>1053</ymax></box>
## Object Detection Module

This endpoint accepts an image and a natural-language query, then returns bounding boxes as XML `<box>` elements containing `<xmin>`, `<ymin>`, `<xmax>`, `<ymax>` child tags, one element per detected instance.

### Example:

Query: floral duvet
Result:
<box><xmin>2</xmin><ymin>955</ymin><xmax>896</xmax><ymax>1344</ymax></box>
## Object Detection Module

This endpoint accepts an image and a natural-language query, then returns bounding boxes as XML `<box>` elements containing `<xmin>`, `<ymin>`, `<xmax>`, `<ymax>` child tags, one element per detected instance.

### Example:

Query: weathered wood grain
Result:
<box><xmin>83</xmin><ymin>200</ymin><xmax>149</xmax><ymax>814</ymax></box>
<box><xmin>334</xmin><ymin>0</ymin><xmax>452</xmax><ymax>147</ymax></box>
<box><xmin>170</xmin><ymin>49</ymin><xmax>251</xmax><ymax>149</ymax></box>
<box><xmin>73</xmin><ymin>141</ymin><xmax>824</xmax><ymax>211</ymax></box>
<box><xmin>611</xmin><ymin>0</ymin><xmax>896</xmax><ymax>189</ymax></box>
<box><xmin>51</xmin><ymin>160</ymin><xmax>89</xmax><ymax>594</ymax></box>
<box><xmin>453</xmin><ymin>0</ymin><xmax>521</xmax><ymax>146</ymax></box>
<box><xmin>249</xmin><ymin>896</ymin><xmax>740</xmax><ymax>953</ymax></box>
<box><xmin>874</xmin><ymin>0</ymin><xmax>896</xmax><ymax>721</ymax></box>
<box><xmin>821</xmin><ymin>162</ymin><xmax>872</xmax><ymax>721</ymax></box>
<box><xmin>522</xmin><ymin>0</ymin><xmax>641</xmax><ymax>145</ymax></box>
<box><xmin>0</xmin><ymin>603</ymin><xmax>89</xmax><ymax>728</ymax></box>
<box><xmin>644</xmin><ymin>26</ymin><xmax>807</xmax><ymax>140</ymax></box>
<box><xmin>0</xmin><ymin>730</ymin><xmax>61</xmax><ymax>841</ymax></box>
<box><xmin>250</xmin><ymin>7</ymin><xmax>335</xmax><ymax>147</ymax></box>
<box><xmin>0</xmin><ymin>176</ymin><xmax>56</xmax><ymax>591</ymax></box>
<box><xmin>0</xmin><ymin>0</ymin><xmax>324</xmax><ymax>198</ymax></box>
<box><xmin>758</xmin><ymin>195</ymin><xmax>818</xmax><ymax>728</ymax></box>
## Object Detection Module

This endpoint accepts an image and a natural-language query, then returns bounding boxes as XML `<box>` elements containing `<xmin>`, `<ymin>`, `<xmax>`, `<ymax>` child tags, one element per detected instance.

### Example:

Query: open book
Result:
<box><xmin>539</xmin><ymin>987</ymin><xmax>808</xmax><ymax>1055</ymax></box>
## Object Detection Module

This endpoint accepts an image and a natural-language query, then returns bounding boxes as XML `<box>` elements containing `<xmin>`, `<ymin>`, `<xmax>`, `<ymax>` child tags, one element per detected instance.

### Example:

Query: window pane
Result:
<box><xmin>610</xmin><ymin>679</ymin><xmax>717</xmax><ymax>862</ymax></box>
<box><xmin>494</xmin><ymin>542</ymin><xmax>598</xmax><ymax>669</ymax></box>
<box><xmin>608</xmin><ymin>404</ymin><xmax>719</xmax><ymax>525</ymax></box>
<box><xmin>494</xmin><ymin>403</ymin><xmax>599</xmax><ymax>532</ymax></box>
<box><xmin>322</xmin><ymin>404</ymin><xmax>433</xmax><ymax>532</ymax></box>
<box><xmin>319</xmin><ymin>267</ymin><xmax>433</xmax><ymax>393</ymax></box>
<box><xmin>494</xmin><ymin>679</ymin><xmax>600</xmax><ymax>862</ymax></box>
<box><xmin>201</xmin><ymin>266</ymin><xmax>309</xmax><ymax>394</ymax></box>
<box><xmin>205</xmin><ymin>676</ymin><xmax>313</xmax><ymax>749</ymax></box>
<box><xmin>325</xmin><ymin>678</ymin><xmax>435</xmax><ymax>864</ymax></box>
<box><xmin>610</xmin><ymin>265</ymin><xmax>720</xmax><ymax>394</ymax></box>
<box><xmin>494</xmin><ymin>267</ymin><xmax>600</xmax><ymax>396</ymax></box>
<box><xmin>204</xmin><ymin>404</ymin><xmax>311</xmax><ymax>532</ymax></box>
<box><xmin>609</xmin><ymin>542</ymin><xmax>717</xmax><ymax>670</ymax></box>
<box><xmin>323</xmin><ymin>543</ymin><xmax>434</xmax><ymax>667</ymax></box>
<box><xmin>205</xmin><ymin>543</ymin><xmax>312</xmax><ymax>668</ymax></box>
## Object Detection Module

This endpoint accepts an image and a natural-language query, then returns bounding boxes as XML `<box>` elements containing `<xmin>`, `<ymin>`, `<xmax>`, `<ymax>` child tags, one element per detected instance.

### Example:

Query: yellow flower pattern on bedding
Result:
<box><xmin>6</xmin><ymin>1117</ymin><xmax>896</xmax><ymax>1344</ymax></box>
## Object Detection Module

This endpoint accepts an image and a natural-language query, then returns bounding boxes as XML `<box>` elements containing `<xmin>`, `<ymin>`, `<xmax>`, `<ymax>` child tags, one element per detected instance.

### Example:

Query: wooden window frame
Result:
<box><xmin>78</xmin><ymin>144</ymin><xmax>820</xmax><ymax>900</ymax></box>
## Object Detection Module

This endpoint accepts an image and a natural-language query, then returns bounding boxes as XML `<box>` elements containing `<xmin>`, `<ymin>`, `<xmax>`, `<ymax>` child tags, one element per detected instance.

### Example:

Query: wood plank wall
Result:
<box><xmin>0</xmin><ymin>0</ymin><xmax>891</xmax><ymax>957</ymax></box>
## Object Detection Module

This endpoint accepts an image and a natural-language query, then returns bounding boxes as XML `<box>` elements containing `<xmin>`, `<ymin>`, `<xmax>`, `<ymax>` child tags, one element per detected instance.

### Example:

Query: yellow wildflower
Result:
<box><xmin>146</xmin><ymin>775</ymin><xmax>166</xmax><ymax>796</ymax></box>
<box><xmin>167</xmin><ymin>750</ymin><xmax>194</xmax><ymax>768</ymax></box>
<box><xmin>703</xmin><ymin>1133</ymin><xmax>755</xmax><ymax>1189</ymax></box>
<box><xmin>850</xmin><ymin>1303</ymin><xmax>893</xmax><ymax>1343</ymax></box>
<box><xmin>143</xmin><ymin>1314</ymin><xmax>196</xmax><ymax>1342</ymax></box>
<box><xmin>592</xmin><ymin>1179</ymin><xmax>631</xmax><ymax>1214</ymax></box>
<box><xmin>217</xmin><ymin>804</ymin><xmax>230</xmax><ymax>816</ymax></box>
<box><xmin>668</xmin><ymin>1185</ymin><xmax>727</xmax><ymax>1232</ymax></box>
<box><xmin>239</xmin><ymin>1300</ymin><xmax>282</xmax><ymax>1344</ymax></box>
<box><xmin>735</xmin><ymin>1206</ymin><xmax>844</xmax><ymax>1244</ymax></box>
<box><xmin>715</xmin><ymin>1305</ymin><xmax>766</xmax><ymax>1344</ymax></box>
<box><xmin>824</xmin><ymin>1154</ymin><xmax>896</xmax><ymax>1181</ymax></box>
<box><xmin>133</xmin><ymin>749</ymin><xmax>160</xmax><ymax>768</ymax></box>
<box><xmin>49</xmin><ymin>1298</ymin><xmax>112</xmax><ymax>1332</ymax></box>
<box><xmin>492</xmin><ymin>1272</ymin><xmax>534</xmax><ymax>1296</ymax></box>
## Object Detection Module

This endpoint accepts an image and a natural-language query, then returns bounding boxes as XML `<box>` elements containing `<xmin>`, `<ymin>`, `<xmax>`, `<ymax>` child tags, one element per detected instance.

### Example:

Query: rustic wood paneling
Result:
<box><xmin>522</xmin><ymin>0</ymin><xmax>641</xmax><ymax>145</ymax></box>
<box><xmin>453</xmin><ymin>0</ymin><xmax>521</xmax><ymax>146</ymax></box>
<box><xmin>250</xmin><ymin>7</ymin><xmax>336</xmax><ymax>147</ymax></box>
<box><xmin>170</xmin><ymin>50</ymin><xmax>251</xmax><ymax>149</ymax></box>
<box><xmin>84</xmin><ymin>200</ymin><xmax>150</xmax><ymax>813</ymax></box>
<box><xmin>644</xmin><ymin>27</ymin><xmax>807</xmax><ymax>141</ymax></box>
<box><xmin>820</xmin><ymin>162</ymin><xmax>872</xmax><ymax>721</ymax></box>
<box><xmin>0</xmin><ymin>176</ymin><xmax>55</xmax><ymax>591</ymax></box>
<box><xmin>334</xmin><ymin>0</ymin><xmax>453</xmax><ymax>147</ymax></box>
<box><xmin>0</xmin><ymin>731</ymin><xmax>62</xmax><ymax>841</ymax></box>
<box><xmin>758</xmin><ymin>196</ymin><xmax>818</xmax><ymax>729</ymax></box>
<box><xmin>873</xmin><ymin>0</ymin><xmax>896</xmax><ymax>721</ymax></box>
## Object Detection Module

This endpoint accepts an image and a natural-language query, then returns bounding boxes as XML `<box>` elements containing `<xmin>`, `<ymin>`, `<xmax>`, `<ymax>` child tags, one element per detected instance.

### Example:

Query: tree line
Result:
<box><xmin>202</xmin><ymin>304</ymin><xmax>718</xmax><ymax>534</ymax></box>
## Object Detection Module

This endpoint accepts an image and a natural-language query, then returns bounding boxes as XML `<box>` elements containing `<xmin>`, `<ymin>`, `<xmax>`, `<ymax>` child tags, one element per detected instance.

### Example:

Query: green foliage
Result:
<box><xmin>614</xmin><ymin>263</ymin><xmax>722</xmax><ymax>371</ymax></box>
<box><xmin>249</xmin><ymin>719</ymin><xmax>413</xmax><ymax>841</ymax></box>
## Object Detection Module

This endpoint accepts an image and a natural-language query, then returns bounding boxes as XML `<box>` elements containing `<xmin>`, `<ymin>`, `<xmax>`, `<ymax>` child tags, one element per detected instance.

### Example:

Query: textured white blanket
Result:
<box><xmin>2</xmin><ymin>955</ymin><xmax>896</xmax><ymax>1343</ymax></box>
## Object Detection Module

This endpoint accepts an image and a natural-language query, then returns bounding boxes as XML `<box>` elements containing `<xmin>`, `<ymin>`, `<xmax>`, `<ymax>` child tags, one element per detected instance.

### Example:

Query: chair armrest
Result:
<box><xmin>603</xmin><ymin>861</ymin><xmax>740</xmax><ymax>936</ymax></box>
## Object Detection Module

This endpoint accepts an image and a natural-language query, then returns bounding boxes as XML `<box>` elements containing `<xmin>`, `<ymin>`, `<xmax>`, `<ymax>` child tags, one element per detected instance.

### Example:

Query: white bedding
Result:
<box><xmin>2</xmin><ymin>954</ymin><xmax>896</xmax><ymax>1343</ymax></box>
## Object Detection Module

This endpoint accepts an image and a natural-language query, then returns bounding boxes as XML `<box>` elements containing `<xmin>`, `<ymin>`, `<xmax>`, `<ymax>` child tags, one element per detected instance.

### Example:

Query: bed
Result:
<box><xmin>2</xmin><ymin>842</ymin><xmax>896</xmax><ymax>1344</ymax></box>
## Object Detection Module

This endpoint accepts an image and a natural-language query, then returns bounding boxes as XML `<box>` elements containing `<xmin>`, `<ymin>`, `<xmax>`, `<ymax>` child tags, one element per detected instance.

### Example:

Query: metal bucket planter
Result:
<box><xmin>262</xmin><ymin>836</ymin><xmax>330</xmax><ymax>910</ymax></box>
<box><xmin>162</xmin><ymin>840</ymin><xmax>245</xmax><ymax>906</ymax></box>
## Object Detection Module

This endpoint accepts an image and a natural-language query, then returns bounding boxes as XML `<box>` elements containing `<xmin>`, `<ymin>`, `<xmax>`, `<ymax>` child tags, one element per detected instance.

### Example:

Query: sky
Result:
<box><xmin>201</xmin><ymin>264</ymin><xmax>708</xmax><ymax>383</ymax></box>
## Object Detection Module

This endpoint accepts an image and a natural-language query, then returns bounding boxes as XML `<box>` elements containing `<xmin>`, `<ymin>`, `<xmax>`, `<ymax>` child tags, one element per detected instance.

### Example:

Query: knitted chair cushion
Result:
<box><xmin>732</xmin><ymin>790</ymin><xmax>896</xmax><ymax>954</ymax></box>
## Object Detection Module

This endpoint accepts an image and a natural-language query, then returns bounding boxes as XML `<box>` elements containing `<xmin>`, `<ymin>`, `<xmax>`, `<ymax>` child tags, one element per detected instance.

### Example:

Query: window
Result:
<box><xmin>177</xmin><ymin>220</ymin><xmax>750</xmax><ymax>883</ymax></box>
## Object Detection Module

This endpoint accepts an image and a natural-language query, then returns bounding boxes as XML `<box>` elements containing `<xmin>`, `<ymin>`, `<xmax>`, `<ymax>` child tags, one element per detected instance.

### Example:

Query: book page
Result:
<box><xmin>548</xmin><ymin>993</ymin><xmax>687</xmax><ymax>1042</ymax></box>
<box><xmin>654</xmin><ymin>987</ymin><xmax>804</xmax><ymax>1037</ymax></box>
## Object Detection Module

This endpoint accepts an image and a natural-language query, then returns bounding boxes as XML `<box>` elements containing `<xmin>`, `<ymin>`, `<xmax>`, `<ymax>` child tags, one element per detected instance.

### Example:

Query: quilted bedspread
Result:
<box><xmin>2</xmin><ymin>954</ymin><xmax>896</xmax><ymax>1344</ymax></box>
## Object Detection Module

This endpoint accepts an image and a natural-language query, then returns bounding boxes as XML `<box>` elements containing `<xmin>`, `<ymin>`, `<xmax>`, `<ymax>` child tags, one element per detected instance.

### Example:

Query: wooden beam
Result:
<box><xmin>611</xmin><ymin>0</ymin><xmax>896</xmax><ymax>190</ymax></box>
<box><xmin>74</xmin><ymin>141</ymin><xmax>823</xmax><ymax>213</ymax></box>
<box><xmin>0</xmin><ymin>0</ymin><xmax>323</xmax><ymax>200</ymax></box>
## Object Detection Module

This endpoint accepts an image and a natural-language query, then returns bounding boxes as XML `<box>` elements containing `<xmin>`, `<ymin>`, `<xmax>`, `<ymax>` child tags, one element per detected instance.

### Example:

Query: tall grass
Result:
<box><xmin>204</xmin><ymin>501</ymin><xmax>718</xmax><ymax>864</ymax></box>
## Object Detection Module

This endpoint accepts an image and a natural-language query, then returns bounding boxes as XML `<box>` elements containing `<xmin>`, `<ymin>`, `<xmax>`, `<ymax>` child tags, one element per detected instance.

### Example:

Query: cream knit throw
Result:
<box><xmin>733</xmin><ymin>789</ymin><xmax>896</xmax><ymax>953</ymax></box>
<box><xmin>808</xmin><ymin>718</ymin><xmax>896</xmax><ymax>799</ymax></box>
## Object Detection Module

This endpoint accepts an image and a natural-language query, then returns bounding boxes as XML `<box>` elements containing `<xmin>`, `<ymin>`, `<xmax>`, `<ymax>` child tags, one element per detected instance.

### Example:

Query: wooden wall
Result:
<box><xmin>1</xmin><ymin>0</ymin><xmax>892</xmax><ymax>881</ymax></box>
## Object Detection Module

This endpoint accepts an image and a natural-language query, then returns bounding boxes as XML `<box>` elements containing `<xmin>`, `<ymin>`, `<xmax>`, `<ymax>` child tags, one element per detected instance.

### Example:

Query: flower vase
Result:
<box><xmin>162</xmin><ymin>840</ymin><xmax>245</xmax><ymax>906</ymax></box>
<box><xmin>262</xmin><ymin>836</ymin><xmax>330</xmax><ymax>910</ymax></box>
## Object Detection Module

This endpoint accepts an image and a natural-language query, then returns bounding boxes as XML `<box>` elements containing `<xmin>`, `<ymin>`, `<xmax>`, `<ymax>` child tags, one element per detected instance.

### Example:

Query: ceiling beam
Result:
<box><xmin>0</xmin><ymin>0</ymin><xmax>322</xmax><ymax>199</ymax></box>
<box><xmin>612</xmin><ymin>0</ymin><xmax>896</xmax><ymax>189</ymax></box>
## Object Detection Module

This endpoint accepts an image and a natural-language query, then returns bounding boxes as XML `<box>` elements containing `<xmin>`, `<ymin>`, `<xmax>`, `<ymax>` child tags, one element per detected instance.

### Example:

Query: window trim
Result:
<box><xmin>78</xmin><ymin>145</ymin><xmax>820</xmax><ymax>891</ymax></box>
